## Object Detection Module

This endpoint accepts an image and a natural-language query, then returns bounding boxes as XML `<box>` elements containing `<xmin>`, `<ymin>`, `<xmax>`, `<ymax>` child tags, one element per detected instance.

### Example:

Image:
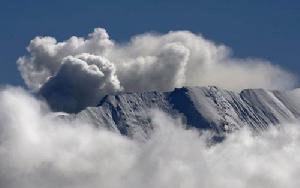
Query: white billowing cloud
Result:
<box><xmin>17</xmin><ymin>28</ymin><xmax>114</xmax><ymax>90</ymax></box>
<box><xmin>115</xmin><ymin>42</ymin><xmax>190</xmax><ymax>92</ymax></box>
<box><xmin>39</xmin><ymin>53</ymin><xmax>121</xmax><ymax>112</ymax></box>
<box><xmin>107</xmin><ymin>30</ymin><xmax>295</xmax><ymax>91</ymax></box>
<box><xmin>1</xmin><ymin>87</ymin><xmax>300</xmax><ymax>188</ymax></box>
<box><xmin>17</xmin><ymin>28</ymin><xmax>297</xmax><ymax>111</ymax></box>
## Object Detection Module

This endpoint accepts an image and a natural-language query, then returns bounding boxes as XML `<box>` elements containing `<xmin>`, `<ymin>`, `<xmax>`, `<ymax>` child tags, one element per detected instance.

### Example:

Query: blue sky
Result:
<box><xmin>0</xmin><ymin>0</ymin><xmax>300</xmax><ymax>86</ymax></box>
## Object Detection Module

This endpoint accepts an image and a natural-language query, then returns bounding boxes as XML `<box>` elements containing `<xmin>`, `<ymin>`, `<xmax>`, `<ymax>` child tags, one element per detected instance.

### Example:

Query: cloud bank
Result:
<box><xmin>1</xmin><ymin>87</ymin><xmax>300</xmax><ymax>188</ymax></box>
<box><xmin>17</xmin><ymin>28</ymin><xmax>297</xmax><ymax>112</ymax></box>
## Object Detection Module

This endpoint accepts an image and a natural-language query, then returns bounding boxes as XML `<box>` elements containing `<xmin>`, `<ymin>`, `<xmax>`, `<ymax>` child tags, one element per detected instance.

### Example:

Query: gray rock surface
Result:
<box><xmin>61</xmin><ymin>86</ymin><xmax>300</xmax><ymax>140</ymax></box>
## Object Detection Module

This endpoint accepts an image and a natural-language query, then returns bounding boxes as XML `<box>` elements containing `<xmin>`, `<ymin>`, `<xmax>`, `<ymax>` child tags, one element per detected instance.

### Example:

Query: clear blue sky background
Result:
<box><xmin>0</xmin><ymin>0</ymin><xmax>299</xmax><ymax>86</ymax></box>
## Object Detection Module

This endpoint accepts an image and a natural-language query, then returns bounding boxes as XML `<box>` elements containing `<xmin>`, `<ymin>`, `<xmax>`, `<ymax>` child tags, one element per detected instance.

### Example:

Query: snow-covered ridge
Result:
<box><xmin>62</xmin><ymin>86</ymin><xmax>300</xmax><ymax>140</ymax></box>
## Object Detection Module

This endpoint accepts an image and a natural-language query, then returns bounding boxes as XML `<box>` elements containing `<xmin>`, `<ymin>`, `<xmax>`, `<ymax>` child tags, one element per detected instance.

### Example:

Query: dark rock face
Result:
<box><xmin>62</xmin><ymin>86</ymin><xmax>300</xmax><ymax>140</ymax></box>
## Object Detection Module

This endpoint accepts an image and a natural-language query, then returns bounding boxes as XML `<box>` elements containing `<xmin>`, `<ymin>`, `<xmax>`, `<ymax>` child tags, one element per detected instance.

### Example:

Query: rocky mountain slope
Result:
<box><xmin>61</xmin><ymin>86</ymin><xmax>300</xmax><ymax>140</ymax></box>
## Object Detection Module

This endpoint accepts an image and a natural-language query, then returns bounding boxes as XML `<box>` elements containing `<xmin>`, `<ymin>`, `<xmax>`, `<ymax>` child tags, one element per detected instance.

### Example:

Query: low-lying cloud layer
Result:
<box><xmin>1</xmin><ymin>87</ymin><xmax>300</xmax><ymax>188</ymax></box>
<box><xmin>18</xmin><ymin>28</ymin><xmax>297</xmax><ymax>112</ymax></box>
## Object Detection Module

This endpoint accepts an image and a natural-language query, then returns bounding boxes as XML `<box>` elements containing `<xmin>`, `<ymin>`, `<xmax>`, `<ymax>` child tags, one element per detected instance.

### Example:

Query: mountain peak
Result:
<box><xmin>62</xmin><ymin>86</ymin><xmax>300</xmax><ymax>140</ymax></box>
